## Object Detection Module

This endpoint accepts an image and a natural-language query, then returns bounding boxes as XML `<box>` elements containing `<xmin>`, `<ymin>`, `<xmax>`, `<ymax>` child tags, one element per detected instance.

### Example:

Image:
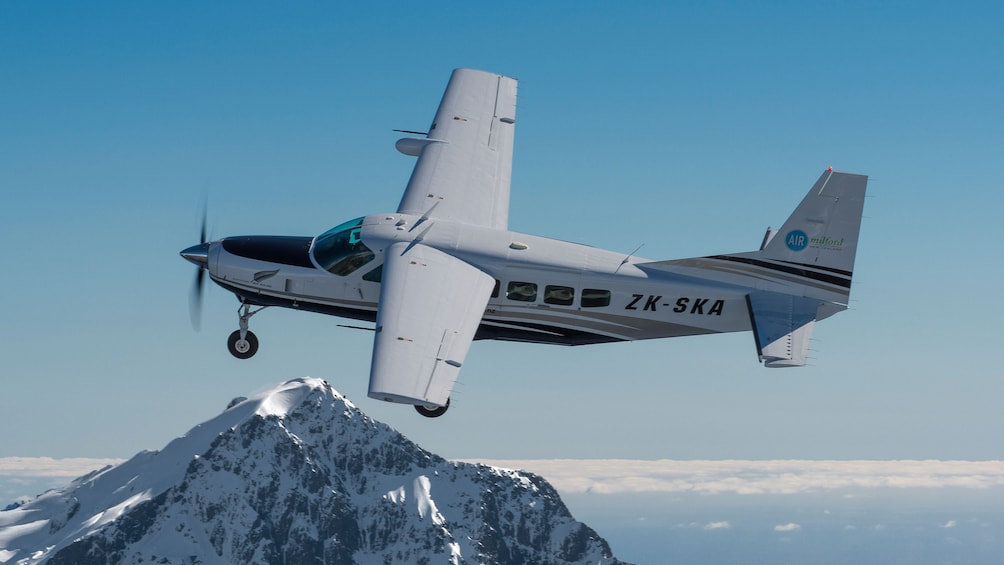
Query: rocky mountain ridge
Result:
<box><xmin>0</xmin><ymin>378</ymin><xmax>626</xmax><ymax>564</ymax></box>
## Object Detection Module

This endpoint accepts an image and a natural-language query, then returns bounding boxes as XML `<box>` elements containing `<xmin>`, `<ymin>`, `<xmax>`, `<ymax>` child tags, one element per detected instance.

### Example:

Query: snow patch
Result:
<box><xmin>82</xmin><ymin>492</ymin><xmax>151</xmax><ymax>531</ymax></box>
<box><xmin>385</xmin><ymin>485</ymin><xmax>406</xmax><ymax>504</ymax></box>
<box><xmin>255</xmin><ymin>379</ymin><xmax>319</xmax><ymax>418</ymax></box>
<box><xmin>0</xmin><ymin>518</ymin><xmax>49</xmax><ymax>547</ymax></box>
<box><xmin>413</xmin><ymin>476</ymin><xmax>444</xmax><ymax>526</ymax></box>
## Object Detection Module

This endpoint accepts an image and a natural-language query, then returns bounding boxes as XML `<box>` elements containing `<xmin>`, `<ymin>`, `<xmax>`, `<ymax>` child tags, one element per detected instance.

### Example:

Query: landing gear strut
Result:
<box><xmin>414</xmin><ymin>397</ymin><xmax>450</xmax><ymax>418</ymax></box>
<box><xmin>227</xmin><ymin>302</ymin><xmax>265</xmax><ymax>359</ymax></box>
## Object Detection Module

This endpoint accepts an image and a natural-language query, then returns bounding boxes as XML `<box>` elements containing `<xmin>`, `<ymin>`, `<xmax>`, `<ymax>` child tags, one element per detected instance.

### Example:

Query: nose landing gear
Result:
<box><xmin>227</xmin><ymin>329</ymin><xmax>258</xmax><ymax>359</ymax></box>
<box><xmin>227</xmin><ymin>302</ymin><xmax>266</xmax><ymax>359</ymax></box>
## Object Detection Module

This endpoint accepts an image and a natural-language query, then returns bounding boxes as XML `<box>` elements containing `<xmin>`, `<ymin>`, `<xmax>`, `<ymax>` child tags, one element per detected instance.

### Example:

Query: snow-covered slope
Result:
<box><xmin>0</xmin><ymin>378</ymin><xmax>626</xmax><ymax>564</ymax></box>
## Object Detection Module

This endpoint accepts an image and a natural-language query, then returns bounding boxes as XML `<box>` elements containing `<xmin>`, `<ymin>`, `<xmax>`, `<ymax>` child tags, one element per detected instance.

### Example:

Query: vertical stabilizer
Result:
<box><xmin>637</xmin><ymin>168</ymin><xmax>868</xmax><ymax>368</ymax></box>
<box><xmin>760</xmin><ymin>169</ymin><xmax>867</xmax><ymax>276</ymax></box>
<box><xmin>745</xmin><ymin>169</ymin><xmax>866</xmax><ymax>366</ymax></box>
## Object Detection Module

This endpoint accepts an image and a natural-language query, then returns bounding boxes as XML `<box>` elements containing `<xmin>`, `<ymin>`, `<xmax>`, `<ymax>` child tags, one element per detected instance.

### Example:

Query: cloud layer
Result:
<box><xmin>6</xmin><ymin>457</ymin><xmax>1004</xmax><ymax>497</ymax></box>
<box><xmin>470</xmin><ymin>459</ymin><xmax>1004</xmax><ymax>495</ymax></box>
<box><xmin>0</xmin><ymin>457</ymin><xmax>122</xmax><ymax>478</ymax></box>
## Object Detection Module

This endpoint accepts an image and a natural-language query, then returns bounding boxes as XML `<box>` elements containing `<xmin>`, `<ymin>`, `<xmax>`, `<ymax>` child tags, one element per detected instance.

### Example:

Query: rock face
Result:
<box><xmin>0</xmin><ymin>378</ymin><xmax>626</xmax><ymax>564</ymax></box>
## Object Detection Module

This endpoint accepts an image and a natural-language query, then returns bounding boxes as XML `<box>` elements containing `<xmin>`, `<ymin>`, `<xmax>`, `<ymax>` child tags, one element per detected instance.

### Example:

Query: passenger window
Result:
<box><xmin>581</xmin><ymin>289</ymin><xmax>611</xmax><ymax>308</ymax></box>
<box><xmin>492</xmin><ymin>279</ymin><xmax>500</xmax><ymax>298</ymax></box>
<box><xmin>544</xmin><ymin>285</ymin><xmax>574</xmax><ymax>306</ymax></box>
<box><xmin>506</xmin><ymin>281</ymin><xmax>537</xmax><ymax>302</ymax></box>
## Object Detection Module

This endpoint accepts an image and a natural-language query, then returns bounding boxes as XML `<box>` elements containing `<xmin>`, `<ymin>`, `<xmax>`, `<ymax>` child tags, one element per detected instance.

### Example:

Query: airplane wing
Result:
<box><xmin>395</xmin><ymin>68</ymin><xmax>517</xmax><ymax>229</ymax></box>
<box><xmin>368</xmin><ymin>241</ymin><xmax>495</xmax><ymax>407</ymax></box>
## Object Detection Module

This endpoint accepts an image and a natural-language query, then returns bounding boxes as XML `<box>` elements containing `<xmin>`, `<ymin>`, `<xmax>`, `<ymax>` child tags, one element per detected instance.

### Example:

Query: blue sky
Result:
<box><xmin>2</xmin><ymin>2</ymin><xmax>1002</xmax><ymax>460</ymax></box>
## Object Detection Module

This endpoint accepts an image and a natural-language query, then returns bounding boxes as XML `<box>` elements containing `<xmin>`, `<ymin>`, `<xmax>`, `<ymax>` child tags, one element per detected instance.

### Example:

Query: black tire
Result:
<box><xmin>414</xmin><ymin>397</ymin><xmax>450</xmax><ymax>418</ymax></box>
<box><xmin>227</xmin><ymin>330</ymin><xmax>259</xmax><ymax>359</ymax></box>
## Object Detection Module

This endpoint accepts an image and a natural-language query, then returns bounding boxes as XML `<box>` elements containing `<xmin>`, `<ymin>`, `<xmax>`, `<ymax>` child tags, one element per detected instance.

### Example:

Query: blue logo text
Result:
<box><xmin>785</xmin><ymin>230</ymin><xmax>808</xmax><ymax>252</ymax></box>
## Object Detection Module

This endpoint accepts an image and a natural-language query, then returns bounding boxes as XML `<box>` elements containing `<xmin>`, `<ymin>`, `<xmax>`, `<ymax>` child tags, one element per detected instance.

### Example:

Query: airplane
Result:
<box><xmin>181</xmin><ymin>68</ymin><xmax>867</xmax><ymax>418</ymax></box>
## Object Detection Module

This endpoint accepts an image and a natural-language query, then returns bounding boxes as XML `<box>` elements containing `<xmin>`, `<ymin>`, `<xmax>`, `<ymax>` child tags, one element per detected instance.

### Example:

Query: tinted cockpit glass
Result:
<box><xmin>312</xmin><ymin>217</ymin><xmax>374</xmax><ymax>276</ymax></box>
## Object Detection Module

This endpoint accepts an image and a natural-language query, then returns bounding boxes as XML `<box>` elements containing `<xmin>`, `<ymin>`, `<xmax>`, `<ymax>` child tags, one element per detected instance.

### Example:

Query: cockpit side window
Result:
<box><xmin>312</xmin><ymin>218</ymin><xmax>375</xmax><ymax>276</ymax></box>
<box><xmin>362</xmin><ymin>264</ymin><xmax>383</xmax><ymax>282</ymax></box>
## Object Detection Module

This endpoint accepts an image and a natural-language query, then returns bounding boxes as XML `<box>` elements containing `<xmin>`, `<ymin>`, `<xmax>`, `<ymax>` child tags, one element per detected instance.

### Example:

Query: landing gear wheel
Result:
<box><xmin>227</xmin><ymin>330</ymin><xmax>259</xmax><ymax>359</ymax></box>
<box><xmin>415</xmin><ymin>398</ymin><xmax>450</xmax><ymax>418</ymax></box>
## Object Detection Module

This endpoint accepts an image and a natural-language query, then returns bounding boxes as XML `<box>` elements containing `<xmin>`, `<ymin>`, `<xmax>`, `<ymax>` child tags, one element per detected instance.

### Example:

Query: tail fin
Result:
<box><xmin>760</xmin><ymin>169</ymin><xmax>867</xmax><ymax>276</ymax></box>
<box><xmin>745</xmin><ymin>169</ymin><xmax>867</xmax><ymax>367</ymax></box>
<box><xmin>638</xmin><ymin>168</ymin><xmax>867</xmax><ymax>368</ymax></box>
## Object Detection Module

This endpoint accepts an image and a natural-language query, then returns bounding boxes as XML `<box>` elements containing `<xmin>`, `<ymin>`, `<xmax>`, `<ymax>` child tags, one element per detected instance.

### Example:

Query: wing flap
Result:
<box><xmin>746</xmin><ymin>292</ymin><xmax>819</xmax><ymax>368</ymax></box>
<box><xmin>396</xmin><ymin>68</ymin><xmax>517</xmax><ymax>229</ymax></box>
<box><xmin>368</xmin><ymin>242</ymin><xmax>494</xmax><ymax>406</ymax></box>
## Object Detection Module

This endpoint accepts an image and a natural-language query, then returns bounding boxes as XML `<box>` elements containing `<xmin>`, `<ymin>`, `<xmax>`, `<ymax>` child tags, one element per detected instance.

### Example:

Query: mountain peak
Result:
<box><xmin>1</xmin><ymin>378</ymin><xmax>626</xmax><ymax>564</ymax></box>
<box><xmin>243</xmin><ymin>377</ymin><xmax>351</xmax><ymax>418</ymax></box>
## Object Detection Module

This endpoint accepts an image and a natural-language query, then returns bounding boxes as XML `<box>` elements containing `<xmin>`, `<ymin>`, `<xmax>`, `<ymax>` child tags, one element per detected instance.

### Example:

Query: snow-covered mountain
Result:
<box><xmin>0</xmin><ymin>378</ymin><xmax>626</xmax><ymax>564</ymax></box>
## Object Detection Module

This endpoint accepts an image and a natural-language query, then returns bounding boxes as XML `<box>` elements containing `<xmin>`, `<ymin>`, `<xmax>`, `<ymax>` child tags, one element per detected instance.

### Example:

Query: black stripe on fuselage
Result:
<box><xmin>474</xmin><ymin>322</ymin><xmax>624</xmax><ymax>345</ymax></box>
<box><xmin>221</xmin><ymin>236</ymin><xmax>315</xmax><ymax>269</ymax></box>
<box><xmin>216</xmin><ymin>281</ymin><xmax>621</xmax><ymax>346</ymax></box>
<box><xmin>218</xmin><ymin>280</ymin><xmax>377</xmax><ymax>323</ymax></box>
<box><xmin>708</xmin><ymin>255</ymin><xmax>851</xmax><ymax>288</ymax></box>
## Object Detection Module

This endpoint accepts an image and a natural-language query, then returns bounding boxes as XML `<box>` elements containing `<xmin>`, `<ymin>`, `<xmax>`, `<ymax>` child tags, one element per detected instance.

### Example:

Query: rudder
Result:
<box><xmin>760</xmin><ymin>169</ymin><xmax>867</xmax><ymax>276</ymax></box>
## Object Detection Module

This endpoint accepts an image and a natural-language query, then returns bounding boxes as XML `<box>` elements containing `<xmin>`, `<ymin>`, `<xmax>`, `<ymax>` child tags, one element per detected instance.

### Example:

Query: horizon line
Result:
<box><xmin>5</xmin><ymin>457</ymin><xmax>1004</xmax><ymax>496</ymax></box>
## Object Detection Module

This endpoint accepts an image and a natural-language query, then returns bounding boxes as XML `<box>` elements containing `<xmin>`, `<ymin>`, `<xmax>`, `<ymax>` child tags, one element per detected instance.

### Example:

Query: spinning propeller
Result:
<box><xmin>181</xmin><ymin>209</ymin><xmax>211</xmax><ymax>331</ymax></box>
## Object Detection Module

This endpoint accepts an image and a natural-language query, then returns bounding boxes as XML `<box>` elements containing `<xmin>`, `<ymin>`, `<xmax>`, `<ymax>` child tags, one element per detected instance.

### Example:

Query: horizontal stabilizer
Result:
<box><xmin>746</xmin><ymin>291</ymin><xmax>819</xmax><ymax>367</ymax></box>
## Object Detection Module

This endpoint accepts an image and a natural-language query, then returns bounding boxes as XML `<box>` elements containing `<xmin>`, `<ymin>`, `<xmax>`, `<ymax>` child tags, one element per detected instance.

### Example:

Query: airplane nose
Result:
<box><xmin>180</xmin><ymin>242</ymin><xmax>210</xmax><ymax>267</ymax></box>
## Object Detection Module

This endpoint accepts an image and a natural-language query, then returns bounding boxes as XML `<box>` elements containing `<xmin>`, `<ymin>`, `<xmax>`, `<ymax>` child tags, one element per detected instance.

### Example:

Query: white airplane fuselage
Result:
<box><xmin>204</xmin><ymin>212</ymin><xmax>844</xmax><ymax>347</ymax></box>
<box><xmin>181</xmin><ymin>70</ymin><xmax>866</xmax><ymax>416</ymax></box>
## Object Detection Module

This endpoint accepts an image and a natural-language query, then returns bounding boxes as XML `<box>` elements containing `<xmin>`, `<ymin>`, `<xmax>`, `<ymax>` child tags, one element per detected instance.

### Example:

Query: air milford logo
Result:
<box><xmin>785</xmin><ymin>230</ymin><xmax>845</xmax><ymax>252</ymax></box>
<box><xmin>810</xmin><ymin>235</ymin><xmax>845</xmax><ymax>249</ymax></box>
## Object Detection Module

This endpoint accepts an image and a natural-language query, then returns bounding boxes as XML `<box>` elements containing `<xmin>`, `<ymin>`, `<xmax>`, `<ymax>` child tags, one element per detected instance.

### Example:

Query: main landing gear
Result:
<box><xmin>414</xmin><ymin>398</ymin><xmax>450</xmax><ymax>418</ymax></box>
<box><xmin>227</xmin><ymin>301</ymin><xmax>266</xmax><ymax>359</ymax></box>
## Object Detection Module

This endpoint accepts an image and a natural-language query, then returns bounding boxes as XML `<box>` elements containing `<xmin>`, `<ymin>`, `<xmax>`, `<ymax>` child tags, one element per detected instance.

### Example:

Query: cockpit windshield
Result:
<box><xmin>312</xmin><ymin>217</ymin><xmax>375</xmax><ymax>276</ymax></box>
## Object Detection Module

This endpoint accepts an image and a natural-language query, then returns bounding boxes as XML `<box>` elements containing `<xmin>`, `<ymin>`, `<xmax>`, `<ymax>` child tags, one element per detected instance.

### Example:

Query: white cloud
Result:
<box><xmin>469</xmin><ymin>459</ymin><xmax>1004</xmax><ymax>495</ymax></box>
<box><xmin>941</xmin><ymin>520</ymin><xmax>957</xmax><ymax>529</ymax></box>
<box><xmin>774</xmin><ymin>523</ymin><xmax>801</xmax><ymax>532</ymax></box>
<box><xmin>10</xmin><ymin>457</ymin><xmax>1004</xmax><ymax>500</ymax></box>
<box><xmin>704</xmin><ymin>521</ymin><xmax>731</xmax><ymax>530</ymax></box>
<box><xmin>0</xmin><ymin>457</ymin><xmax>122</xmax><ymax>478</ymax></box>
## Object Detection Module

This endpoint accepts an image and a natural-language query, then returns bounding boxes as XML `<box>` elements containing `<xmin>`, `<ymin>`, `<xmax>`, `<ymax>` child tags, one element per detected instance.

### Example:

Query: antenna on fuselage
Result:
<box><xmin>420</xmin><ymin>200</ymin><xmax>440</xmax><ymax>223</ymax></box>
<box><xmin>616</xmin><ymin>243</ymin><xmax>645</xmax><ymax>273</ymax></box>
<box><xmin>405</xmin><ymin>200</ymin><xmax>440</xmax><ymax>232</ymax></box>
